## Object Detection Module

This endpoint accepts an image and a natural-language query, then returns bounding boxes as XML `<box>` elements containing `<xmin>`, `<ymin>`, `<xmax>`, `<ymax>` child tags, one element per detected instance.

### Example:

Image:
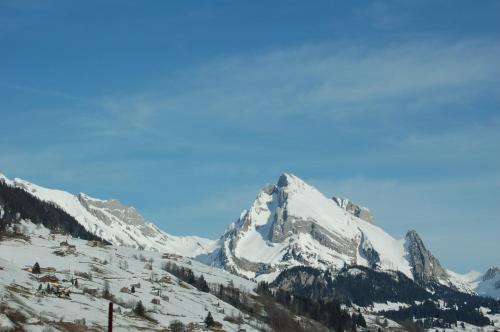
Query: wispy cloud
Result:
<box><xmin>87</xmin><ymin>39</ymin><xmax>500</xmax><ymax>134</ymax></box>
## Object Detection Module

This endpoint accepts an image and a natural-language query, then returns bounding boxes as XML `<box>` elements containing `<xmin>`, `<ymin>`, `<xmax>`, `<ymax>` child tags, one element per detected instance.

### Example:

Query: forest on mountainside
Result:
<box><xmin>0</xmin><ymin>180</ymin><xmax>107</xmax><ymax>243</ymax></box>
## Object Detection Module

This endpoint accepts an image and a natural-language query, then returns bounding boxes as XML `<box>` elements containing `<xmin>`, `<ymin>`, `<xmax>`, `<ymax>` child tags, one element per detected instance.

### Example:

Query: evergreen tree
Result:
<box><xmin>204</xmin><ymin>311</ymin><xmax>215</xmax><ymax>327</ymax></box>
<box><xmin>134</xmin><ymin>300</ymin><xmax>145</xmax><ymax>317</ymax></box>
<box><xmin>197</xmin><ymin>275</ymin><xmax>210</xmax><ymax>292</ymax></box>
<box><xmin>187</xmin><ymin>270</ymin><xmax>196</xmax><ymax>285</ymax></box>
<box><xmin>169</xmin><ymin>320</ymin><xmax>186</xmax><ymax>332</ymax></box>
<box><xmin>357</xmin><ymin>313</ymin><xmax>367</xmax><ymax>328</ymax></box>
<box><xmin>32</xmin><ymin>262</ymin><xmax>41</xmax><ymax>274</ymax></box>
<box><xmin>131</xmin><ymin>285</ymin><xmax>135</xmax><ymax>293</ymax></box>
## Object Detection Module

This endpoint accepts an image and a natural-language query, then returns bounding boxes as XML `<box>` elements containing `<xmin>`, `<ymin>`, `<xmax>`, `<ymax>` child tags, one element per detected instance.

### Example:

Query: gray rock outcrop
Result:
<box><xmin>405</xmin><ymin>230</ymin><xmax>448</xmax><ymax>285</ymax></box>
<box><xmin>332</xmin><ymin>197</ymin><xmax>374</xmax><ymax>223</ymax></box>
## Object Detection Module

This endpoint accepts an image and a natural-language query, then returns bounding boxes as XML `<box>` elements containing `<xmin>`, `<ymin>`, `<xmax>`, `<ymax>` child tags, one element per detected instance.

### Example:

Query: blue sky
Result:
<box><xmin>1</xmin><ymin>1</ymin><xmax>499</xmax><ymax>273</ymax></box>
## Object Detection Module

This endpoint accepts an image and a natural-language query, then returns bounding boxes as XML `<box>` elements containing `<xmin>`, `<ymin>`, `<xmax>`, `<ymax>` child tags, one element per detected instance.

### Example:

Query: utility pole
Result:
<box><xmin>108</xmin><ymin>302</ymin><xmax>113</xmax><ymax>332</ymax></box>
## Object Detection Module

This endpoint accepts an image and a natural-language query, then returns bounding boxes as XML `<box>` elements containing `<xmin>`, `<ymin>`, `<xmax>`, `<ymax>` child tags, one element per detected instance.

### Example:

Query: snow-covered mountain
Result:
<box><xmin>448</xmin><ymin>268</ymin><xmax>500</xmax><ymax>300</ymax></box>
<box><xmin>0</xmin><ymin>174</ymin><xmax>217</xmax><ymax>257</ymax></box>
<box><xmin>2</xmin><ymin>171</ymin><xmax>497</xmax><ymax>301</ymax></box>
<box><xmin>477</xmin><ymin>267</ymin><xmax>500</xmax><ymax>299</ymax></box>
<box><xmin>210</xmin><ymin>173</ymin><xmax>471</xmax><ymax>292</ymax></box>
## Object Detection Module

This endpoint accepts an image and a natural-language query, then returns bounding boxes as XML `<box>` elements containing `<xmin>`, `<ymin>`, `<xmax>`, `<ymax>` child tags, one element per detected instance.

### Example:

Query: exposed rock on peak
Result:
<box><xmin>261</xmin><ymin>183</ymin><xmax>277</xmax><ymax>195</ymax></box>
<box><xmin>277</xmin><ymin>173</ymin><xmax>310</xmax><ymax>193</ymax></box>
<box><xmin>78</xmin><ymin>193</ymin><xmax>148</xmax><ymax>229</ymax></box>
<box><xmin>333</xmin><ymin>196</ymin><xmax>374</xmax><ymax>223</ymax></box>
<box><xmin>404</xmin><ymin>230</ymin><xmax>448</xmax><ymax>285</ymax></box>
<box><xmin>483</xmin><ymin>267</ymin><xmax>500</xmax><ymax>282</ymax></box>
<box><xmin>277</xmin><ymin>173</ymin><xmax>296</xmax><ymax>187</ymax></box>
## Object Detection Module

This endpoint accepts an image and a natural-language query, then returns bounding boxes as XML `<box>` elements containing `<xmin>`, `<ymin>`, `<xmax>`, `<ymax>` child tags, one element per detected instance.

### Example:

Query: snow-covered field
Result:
<box><xmin>0</xmin><ymin>221</ymin><xmax>261</xmax><ymax>332</ymax></box>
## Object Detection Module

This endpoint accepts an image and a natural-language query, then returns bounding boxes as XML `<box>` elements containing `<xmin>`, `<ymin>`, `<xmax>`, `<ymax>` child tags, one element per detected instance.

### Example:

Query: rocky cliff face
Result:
<box><xmin>78</xmin><ymin>193</ymin><xmax>160</xmax><ymax>237</ymax></box>
<box><xmin>332</xmin><ymin>197</ymin><xmax>374</xmax><ymax>223</ymax></box>
<box><xmin>404</xmin><ymin>230</ymin><xmax>449</xmax><ymax>285</ymax></box>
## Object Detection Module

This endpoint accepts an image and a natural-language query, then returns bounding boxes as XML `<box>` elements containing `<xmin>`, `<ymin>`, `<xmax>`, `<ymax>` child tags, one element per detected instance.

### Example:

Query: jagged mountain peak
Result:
<box><xmin>483</xmin><ymin>267</ymin><xmax>500</xmax><ymax>281</ymax></box>
<box><xmin>213</xmin><ymin>173</ymin><xmax>418</xmax><ymax>281</ymax></box>
<box><xmin>277</xmin><ymin>172</ymin><xmax>308</xmax><ymax>190</ymax></box>
<box><xmin>405</xmin><ymin>229</ymin><xmax>420</xmax><ymax>240</ymax></box>
<box><xmin>404</xmin><ymin>229</ymin><xmax>449</xmax><ymax>285</ymax></box>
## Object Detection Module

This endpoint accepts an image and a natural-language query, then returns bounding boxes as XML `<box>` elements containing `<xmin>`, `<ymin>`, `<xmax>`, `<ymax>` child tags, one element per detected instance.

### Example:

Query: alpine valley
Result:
<box><xmin>0</xmin><ymin>172</ymin><xmax>499</xmax><ymax>332</ymax></box>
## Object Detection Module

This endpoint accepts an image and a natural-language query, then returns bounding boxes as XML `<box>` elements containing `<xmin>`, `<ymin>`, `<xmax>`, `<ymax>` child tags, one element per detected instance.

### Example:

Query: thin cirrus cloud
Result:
<box><xmin>86</xmin><ymin>38</ymin><xmax>500</xmax><ymax>138</ymax></box>
<box><xmin>4</xmin><ymin>38</ymin><xmax>499</xmax><ymax>187</ymax></box>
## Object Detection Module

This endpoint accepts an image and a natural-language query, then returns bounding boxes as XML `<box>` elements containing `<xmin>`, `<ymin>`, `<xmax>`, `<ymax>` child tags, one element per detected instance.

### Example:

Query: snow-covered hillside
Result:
<box><xmin>449</xmin><ymin>268</ymin><xmax>500</xmax><ymax>300</ymax></box>
<box><xmin>0</xmin><ymin>174</ymin><xmax>217</xmax><ymax>257</ymax></box>
<box><xmin>0</xmin><ymin>220</ymin><xmax>261</xmax><ymax>332</ymax></box>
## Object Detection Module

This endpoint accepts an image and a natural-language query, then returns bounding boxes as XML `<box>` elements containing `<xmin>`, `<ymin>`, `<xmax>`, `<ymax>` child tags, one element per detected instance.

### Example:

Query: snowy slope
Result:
<box><xmin>212</xmin><ymin>173</ymin><xmax>470</xmax><ymax>293</ymax></box>
<box><xmin>475</xmin><ymin>268</ymin><xmax>500</xmax><ymax>299</ymax></box>
<box><xmin>449</xmin><ymin>268</ymin><xmax>500</xmax><ymax>299</ymax></box>
<box><xmin>0</xmin><ymin>220</ymin><xmax>262</xmax><ymax>332</ymax></box>
<box><xmin>0</xmin><ymin>173</ymin><xmax>217</xmax><ymax>257</ymax></box>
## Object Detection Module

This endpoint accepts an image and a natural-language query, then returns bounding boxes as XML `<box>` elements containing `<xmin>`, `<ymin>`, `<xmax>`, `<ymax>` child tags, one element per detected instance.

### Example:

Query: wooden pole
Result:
<box><xmin>108</xmin><ymin>302</ymin><xmax>113</xmax><ymax>332</ymax></box>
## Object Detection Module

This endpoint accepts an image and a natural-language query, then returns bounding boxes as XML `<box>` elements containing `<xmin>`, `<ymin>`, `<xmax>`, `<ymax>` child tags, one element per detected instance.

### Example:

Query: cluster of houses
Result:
<box><xmin>53</xmin><ymin>240</ymin><xmax>77</xmax><ymax>256</ymax></box>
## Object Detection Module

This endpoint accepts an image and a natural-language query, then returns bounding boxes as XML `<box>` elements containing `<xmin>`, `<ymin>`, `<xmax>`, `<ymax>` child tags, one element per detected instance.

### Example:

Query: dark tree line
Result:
<box><xmin>161</xmin><ymin>261</ymin><xmax>209</xmax><ymax>292</ymax></box>
<box><xmin>162</xmin><ymin>261</ymin><xmax>308</xmax><ymax>332</ymax></box>
<box><xmin>432</xmin><ymin>283</ymin><xmax>500</xmax><ymax>314</ymax></box>
<box><xmin>257</xmin><ymin>281</ymin><xmax>359</xmax><ymax>332</ymax></box>
<box><xmin>162</xmin><ymin>261</ymin><xmax>366</xmax><ymax>332</ymax></box>
<box><xmin>0</xmin><ymin>181</ymin><xmax>108</xmax><ymax>243</ymax></box>
<box><xmin>273</xmin><ymin>265</ymin><xmax>500</xmax><ymax>328</ymax></box>
<box><xmin>382</xmin><ymin>299</ymin><xmax>492</xmax><ymax>327</ymax></box>
<box><xmin>274</xmin><ymin>265</ymin><xmax>430</xmax><ymax>307</ymax></box>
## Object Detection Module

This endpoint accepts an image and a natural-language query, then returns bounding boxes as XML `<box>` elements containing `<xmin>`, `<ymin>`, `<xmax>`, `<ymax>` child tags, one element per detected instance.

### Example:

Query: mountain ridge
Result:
<box><xmin>0</xmin><ymin>173</ymin><xmax>217</xmax><ymax>257</ymax></box>
<box><xmin>207</xmin><ymin>172</ymin><xmax>499</xmax><ymax>300</ymax></box>
<box><xmin>1</xmin><ymin>171</ymin><xmax>498</xmax><ymax>300</ymax></box>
